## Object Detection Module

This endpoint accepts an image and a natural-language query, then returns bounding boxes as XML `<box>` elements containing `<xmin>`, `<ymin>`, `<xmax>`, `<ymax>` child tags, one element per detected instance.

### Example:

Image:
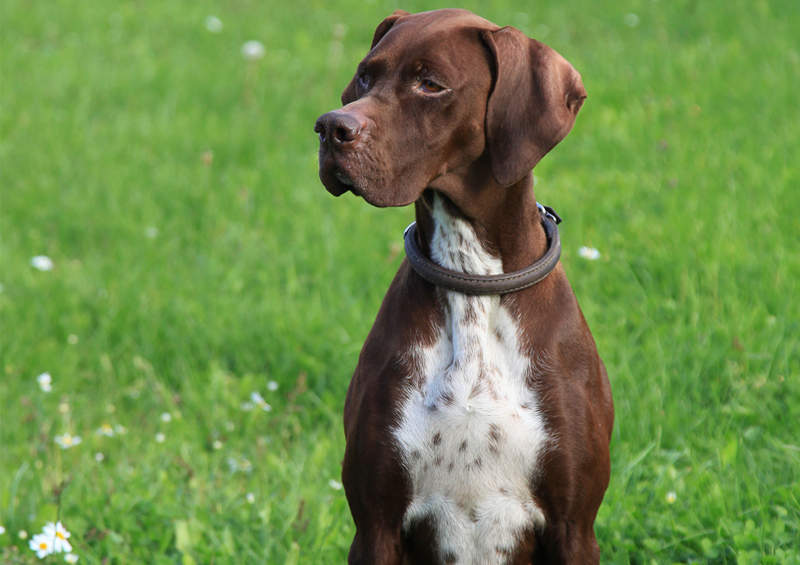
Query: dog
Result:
<box><xmin>315</xmin><ymin>9</ymin><xmax>613</xmax><ymax>564</ymax></box>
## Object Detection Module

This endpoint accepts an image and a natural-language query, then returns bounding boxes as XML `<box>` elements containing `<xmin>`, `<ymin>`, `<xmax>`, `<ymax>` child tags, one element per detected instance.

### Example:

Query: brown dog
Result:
<box><xmin>315</xmin><ymin>9</ymin><xmax>613</xmax><ymax>564</ymax></box>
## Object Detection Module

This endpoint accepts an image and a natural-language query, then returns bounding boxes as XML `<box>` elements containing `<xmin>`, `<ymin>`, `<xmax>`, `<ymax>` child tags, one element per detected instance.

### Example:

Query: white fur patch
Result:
<box><xmin>393</xmin><ymin>195</ymin><xmax>548</xmax><ymax>563</ymax></box>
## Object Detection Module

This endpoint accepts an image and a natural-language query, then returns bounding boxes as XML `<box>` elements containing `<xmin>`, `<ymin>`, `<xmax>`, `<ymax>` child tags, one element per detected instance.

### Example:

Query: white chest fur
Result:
<box><xmin>393</xmin><ymin>196</ymin><xmax>548</xmax><ymax>563</ymax></box>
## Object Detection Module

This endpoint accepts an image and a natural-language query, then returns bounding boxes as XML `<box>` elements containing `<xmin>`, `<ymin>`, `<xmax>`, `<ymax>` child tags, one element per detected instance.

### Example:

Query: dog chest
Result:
<box><xmin>392</xmin><ymin>195</ymin><xmax>549</xmax><ymax>563</ymax></box>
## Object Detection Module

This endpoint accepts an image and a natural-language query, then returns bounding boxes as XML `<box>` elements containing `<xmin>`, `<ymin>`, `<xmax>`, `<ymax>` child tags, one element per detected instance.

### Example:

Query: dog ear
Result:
<box><xmin>369</xmin><ymin>9</ymin><xmax>409</xmax><ymax>49</ymax></box>
<box><xmin>341</xmin><ymin>10</ymin><xmax>409</xmax><ymax>105</ymax></box>
<box><xmin>481</xmin><ymin>27</ymin><xmax>586</xmax><ymax>187</ymax></box>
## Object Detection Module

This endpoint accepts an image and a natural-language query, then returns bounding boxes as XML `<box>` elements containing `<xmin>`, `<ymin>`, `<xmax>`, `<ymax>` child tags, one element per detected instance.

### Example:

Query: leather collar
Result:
<box><xmin>404</xmin><ymin>203</ymin><xmax>562</xmax><ymax>295</ymax></box>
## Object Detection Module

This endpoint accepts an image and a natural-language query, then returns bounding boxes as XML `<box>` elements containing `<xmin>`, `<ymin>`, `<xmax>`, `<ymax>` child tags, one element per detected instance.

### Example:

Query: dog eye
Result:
<box><xmin>357</xmin><ymin>73</ymin><xmax>370</xmax><ymax>92</ymax></box>
<box><xmin>417</xmin><ymin>78</ymin><xmax>445</xmax><ymax>94</ymax></box>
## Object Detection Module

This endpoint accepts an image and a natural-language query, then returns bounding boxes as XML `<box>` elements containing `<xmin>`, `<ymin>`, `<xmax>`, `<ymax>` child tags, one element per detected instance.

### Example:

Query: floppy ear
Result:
<box><xmin>481</xmin><ymin>27</ymin><xmax>587</xmax><ymax>187</ymax></box>
<box><xmin>341</xmin><ymin>10</ymin><xmax>409</xmax><ymax>105</ymax></box>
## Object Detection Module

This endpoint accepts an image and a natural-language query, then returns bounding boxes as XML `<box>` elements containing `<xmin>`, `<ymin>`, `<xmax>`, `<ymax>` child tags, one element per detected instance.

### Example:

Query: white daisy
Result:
<box><xmin>155</xmin><ymin>432</ymin><xmax>166</xmax><ymax>443</ymax></box>
<box><xmin>212</xmin><ymin>440</ymin><xmax>223</xmax><ymax>450</ymax></box>
<box><xmin>29</xmin><ymin>532</ymin><xmax>54</xmax><ymax>558</ymax></box>
<box><xmin>665</xmin><ymin>491</ymin><xmax>677</xmax><ymax>504</ymax></box>
<box><xmin>205</xmin><ymin>15</ymin><xmax>223</xmax><ymax>33</ymax></box>
<box><xmin>37</xmin><ymin>372</ymin><xmax>53</xmax><ymax>392</ymax></box>
<box><xmin>65</xmin><ymin>554</ymin><xmax>79</xmax><ymax>563</ymax></box>
<box><xmin>96</xmin><ymin>423</ymin><xmax>114</xmax><ymax>437</ymax></box>
<box><xmin>55</xmin><ymin>433</ymin><xmax>82</xmax><ymax>449</ymax></box>
<box><xmin>250</xmin><ymin>391</ymin><xmax>272</xmax><ymax>412</ymax></box>
<box><xmin>246</xmin><ymin>492</ymin><xmax>255</xmax><ymax>504</ymax></box>
<box><xmin>267</xmin><ymin>380</ymin><xmax>278</xmax><ymax>391</ymax></box>
<box><xmin>0</xmin><ymin>525</ymin><xmax>5</xmax><ymax>535</ymax></box>
<box><xmin>241</xmin><ymin>40</ymin><xmax>265</xmax><ymax>61</ymax></box>
<box><xmin>31</xmin><ymin>255</ymin><xmax>54</xmax><ymax>271</ymax></box>
<box><xmin>578</xmin><ymin>246</ymin><xmax>601</xmax><ymax>260</ymax></box>
<box><xmin>328</xmin><ymin>479</ymin><xmax>343</xmax><ymax>490</ymax></box>
<box><xmin>43</xmin><ymin>521</ymin><xmax>72</xmax><ymax>553</ymax></box>
<box><xmin>160</xmin><ymin>412</ymin><xmax>172</xmax><ymax>423</ymax></box>
<box><xmin>95</xmin><ymin>452</ymin><xmax>105</xmax><ymax>463</ymax></box>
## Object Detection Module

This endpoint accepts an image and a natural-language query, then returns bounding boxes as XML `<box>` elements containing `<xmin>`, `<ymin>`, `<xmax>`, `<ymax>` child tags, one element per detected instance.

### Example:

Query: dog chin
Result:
<box><xmin>358</xmin><ymin>187</ymin><xmax>419</xmax><ymax>208</ymax></box>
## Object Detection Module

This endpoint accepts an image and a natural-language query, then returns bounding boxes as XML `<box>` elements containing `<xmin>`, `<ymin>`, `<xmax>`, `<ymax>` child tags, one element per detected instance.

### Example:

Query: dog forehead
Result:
<box><xmin>368</xmin><ymin>9</ymin><xmax>497</xmax><ymax>71</ymax></box>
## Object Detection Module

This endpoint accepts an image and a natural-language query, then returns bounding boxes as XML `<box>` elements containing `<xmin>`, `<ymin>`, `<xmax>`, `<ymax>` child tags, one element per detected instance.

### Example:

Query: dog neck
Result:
<box><xmin>413</xmin><ymin>172</ymin><xmax>549</xmax><ymax>275</ymax></box>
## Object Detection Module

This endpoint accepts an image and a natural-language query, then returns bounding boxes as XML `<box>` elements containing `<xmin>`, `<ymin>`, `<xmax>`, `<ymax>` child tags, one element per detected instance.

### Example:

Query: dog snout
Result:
<box><xmin>315</xmin><ymin>111</ymin><xmax>365</xmax><ymax>148</ymax></box>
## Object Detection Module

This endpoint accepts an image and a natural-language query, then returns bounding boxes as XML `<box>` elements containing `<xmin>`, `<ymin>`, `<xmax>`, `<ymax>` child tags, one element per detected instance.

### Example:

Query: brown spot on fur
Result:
<box><xmin>411</xmin><ymin>450</ymin><xmax>421</xmax><ymax>460</ymax></box>
<box><xmin>489</xmin><ymin>423</ymin><xmax>502</xmax><ymax>443</ymax></box>
<box><xmin>432</xmin><ymin>432</ymin><xmax>442</xmax><ymax>446</ymax></box>
<box><xmin>443</xmin><ymin>551</ymin><xmax>458</xmax><ymax>564</ymax></box>
<box><xmin>461</xmin><ymin>301</ymin><xmax>479</xmax><ymax>324</ymax></box>
<box><xmin>448</xmin><ymin>461</ymin><xmax>454</xmax><ymax>472</ymax></box>
<box><xmin>441</xmin><ymin>390</ymin><xmax>454</xmax><ymax>405</ymax></box>
<box><xmin>434</xmin><ymin>455</ymin><xmax>443</xmax><ymax>466</ymax></box>
<box><xmin>488</xmin><ymin>423</ymin><xmax>502</xmax><ymax>454</ymax></box>
<box><xmin>469</xmin><ymin>507</ymin><xmax>479</xmax><ymax>522</ymax></box>
<box><xmin>459</xmin><ymin>440</ymin><xmax>467</xmax><ymax>452</ymax></box>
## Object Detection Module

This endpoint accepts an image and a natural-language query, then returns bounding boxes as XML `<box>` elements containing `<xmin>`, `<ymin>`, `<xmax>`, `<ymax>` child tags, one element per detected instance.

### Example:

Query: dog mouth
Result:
<box><xmin>320</xmin><ymin>157</ymin><xmax>363</xmax><ymax>197</ymax></box>
<box><xmin>335</xmin><ymin>169</ymin><xmax>356</xmax><ymax>188</ymax></box>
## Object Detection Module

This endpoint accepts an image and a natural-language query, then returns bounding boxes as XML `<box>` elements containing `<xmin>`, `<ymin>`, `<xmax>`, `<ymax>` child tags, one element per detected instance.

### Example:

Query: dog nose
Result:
<box><xmin>314</xmin><ymin>111</ymin><xmax>364</xmax><ymax>146</ymax></box>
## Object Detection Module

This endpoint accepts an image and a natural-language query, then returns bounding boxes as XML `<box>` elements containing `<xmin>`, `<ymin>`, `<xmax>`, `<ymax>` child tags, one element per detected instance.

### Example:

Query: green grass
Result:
<box><xmin>1</xmin><ymin>0</ymin><xmax>798</xmax><ymax>563</ymax></box>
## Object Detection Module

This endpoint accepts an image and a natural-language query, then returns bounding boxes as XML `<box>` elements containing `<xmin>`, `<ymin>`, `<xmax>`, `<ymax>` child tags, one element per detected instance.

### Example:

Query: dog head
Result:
<box><xmin>315</xmin><ymin>9</ymin><xmax>586</xmax><ymax>207</ymax></box>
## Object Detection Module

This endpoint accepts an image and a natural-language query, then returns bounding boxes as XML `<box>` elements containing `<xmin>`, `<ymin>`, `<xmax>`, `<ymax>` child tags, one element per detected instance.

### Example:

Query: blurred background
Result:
<box><xmin>1</xmin><ymin>1</ymin><xmax>798</xmax><ymax>563</ymax></box>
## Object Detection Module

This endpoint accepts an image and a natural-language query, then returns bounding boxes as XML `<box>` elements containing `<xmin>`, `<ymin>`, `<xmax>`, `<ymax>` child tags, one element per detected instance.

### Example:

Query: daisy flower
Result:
<box><xmin>96</xmin><ymin>423</ymin><xmax>114</xmax><ymax>437</ymax></box>
<box><xmin>37</xmin><ymin>372</ymin><xmax>53</xmax><ymax>392</ymax></box>
<box><xmin>0</xmin><ymin>525</ymin><xmax>5</xmax><ymax>535</ymax></box>
<box><xmin>55</xmin><ymin>433</ymin><xmax>82</xmax><ymax>449</ymax></box>
<box><xmin>241</xmin><ymin>40</ymin><xmax>265</xmax><ymax>60</ymax></box>
<box><xmin>160</xmin><ymin>412</ymin><xmax>172</xmax><ymax>423</ymax></box>
<box><xmin>31</xmin><ymin>255</ymin><xmax>54</xmax><ymax>271</ymax></box>
<box><xmin>43</xmin><ymin>521</ymin><xmax>72</xmax><ymax>553</ymax></box>
<box><xmin>205</xmin><ymin>15</ymin><xmax>223</xmax><ymax>33</ymax></box>
<box><xmin>29</xmin><ymin>533</ymin><xmax>54</xmax><ymax>558</ymax></box>
<box><xmin>329</xmin><ymin>479</ymin><xmax>343</xmax><ymax>490</ymax></box>
<box><xmin>578</xmin><ymin>246</ymin><xmax>601</xmax><ymax>260</ymax></box>
<box><xmin>267</xmin><ymin>380</ymin><xmax>279</xmax><ymax>391</ymax></box>
<box><xmin>155</xmin><ymin>432</ymin><xmax>166</xmax><ymax>443</ymax></box>
<box><xmin>65</xmin><ymin>554</ymin><xmax>79</xmax><ymax>563</ymax></box>
<box><xmin>250</xmin><ymin>391</ymin><xmax>272</xmax><ymax>412</ymax></box>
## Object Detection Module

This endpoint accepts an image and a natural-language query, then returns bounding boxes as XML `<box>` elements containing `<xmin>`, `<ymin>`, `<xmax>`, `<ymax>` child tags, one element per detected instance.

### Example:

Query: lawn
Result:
<box><xmin>1</xmin><ymin>0</ymin><xmax>798</xmax><ymax>563</ymax></box>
